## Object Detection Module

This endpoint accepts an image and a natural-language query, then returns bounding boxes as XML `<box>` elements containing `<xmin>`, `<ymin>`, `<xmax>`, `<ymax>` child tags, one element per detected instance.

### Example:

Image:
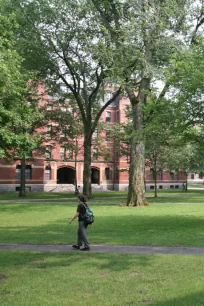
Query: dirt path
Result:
<box><xmin>0</xmin><ymin>243</ymin><xmax>204</xmax><ymax>255</ymax></box>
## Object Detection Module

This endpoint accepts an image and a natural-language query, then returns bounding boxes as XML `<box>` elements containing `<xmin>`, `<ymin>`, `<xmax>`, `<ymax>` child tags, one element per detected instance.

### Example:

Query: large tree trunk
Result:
<box><xmin>127</xmin><ymin>134</ymin><xmax>146</xmax><ymax>206</ymax></box>
<box><xmin>154</xmin><ymin>170</ymin><xmax>158</xmax><ymax>198</ymax></box>
<box><xmin>19</xmin><ymin>158</ymin><xmax>26</xmax><ymax>198</ymax></box>
<box><xmin>83</xmin><ymin>130</ymin><xmax>92</xmax><ymax>199</ymax></box>
<box><xmin>74</xmin><ymin>139</ymin><xmax>79</xmax><ymax>195</ymax></box>
<box><xmin>127</xmin><ymin>78</ymin><xmax>149</xmax><ymax>206</ymax></box>
<box><xmin>154</xmin><ymin>154</ymin><xmax>158</xmax><ymax>198</ymax></box>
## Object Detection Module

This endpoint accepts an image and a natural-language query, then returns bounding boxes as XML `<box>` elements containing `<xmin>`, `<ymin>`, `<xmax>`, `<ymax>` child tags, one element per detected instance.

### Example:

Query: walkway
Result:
<box><xmin>0</xmin><ymin>243</ymin><xmax>204</xmax><ymax>255</ymax></box>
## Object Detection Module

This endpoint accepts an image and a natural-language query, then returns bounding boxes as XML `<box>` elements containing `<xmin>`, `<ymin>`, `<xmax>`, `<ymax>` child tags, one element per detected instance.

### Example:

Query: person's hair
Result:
<box><xmin>78</xmin><ymin>194</ymin><xmax>86</xmax><ymax>203</ymax></box>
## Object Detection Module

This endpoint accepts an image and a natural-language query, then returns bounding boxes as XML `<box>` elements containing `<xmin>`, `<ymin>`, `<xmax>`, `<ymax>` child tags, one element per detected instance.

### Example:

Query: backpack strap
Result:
<box><xmin>82</xmin><ymin>203</ymin><xmax>88</xmax><ymax>218</ymax></box>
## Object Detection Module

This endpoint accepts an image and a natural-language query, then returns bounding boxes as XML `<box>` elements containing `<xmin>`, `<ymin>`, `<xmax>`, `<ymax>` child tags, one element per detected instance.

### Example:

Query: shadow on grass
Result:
<box><xmin>0</xmin><ymin>191</ymin><xmax>128</xmax><ymax>201</ymax></box>
<box><xmin>147</xmin><ymin>190</ymin><xmax>204</xmax><ymax>204</ymax></box>
<box><xmin>1</xmin><ymin>250</ymin><xmax>204</xmax><ymax>306</ymax></box>
<box><xmin>0</xmin><ymin>250</ymin><xmax>153</xmax><ymax>272</ymax></box>
<box><xmin>0</xmin><ymin>213</ymin><xmax>204</xmax><ymax>247</ymax></box>
<box><xmin>150</xmin><ymin>291</ymin><xmax>204</xmax><ymax>306</ymax></box>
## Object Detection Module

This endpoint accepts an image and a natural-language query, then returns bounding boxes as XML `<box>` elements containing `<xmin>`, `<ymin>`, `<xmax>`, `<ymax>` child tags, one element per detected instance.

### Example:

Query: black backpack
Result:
<box><xmin>82</xmin><ymin>203</ymin><xmax>94</xmax><ymax>225</ymax></box>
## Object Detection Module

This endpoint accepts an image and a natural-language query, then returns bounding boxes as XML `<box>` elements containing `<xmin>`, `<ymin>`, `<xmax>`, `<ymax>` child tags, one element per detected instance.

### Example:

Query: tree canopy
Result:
<box><xmin>1</xmin><ymin>0</ymin><xmax>204</xmax><ymax>200</ymax></box>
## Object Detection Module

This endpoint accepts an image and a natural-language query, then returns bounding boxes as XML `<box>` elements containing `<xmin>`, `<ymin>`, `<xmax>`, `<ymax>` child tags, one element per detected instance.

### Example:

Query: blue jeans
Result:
<box><xmin>77</xmin><ymin>221</ymin><xmax>89</xmax><ymax>248</ymax></box>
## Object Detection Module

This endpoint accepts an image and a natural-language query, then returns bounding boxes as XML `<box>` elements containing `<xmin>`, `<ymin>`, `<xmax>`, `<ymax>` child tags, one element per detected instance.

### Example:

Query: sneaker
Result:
<box><xmin>72</xmin><ymin>245</ymin><xmax>80</xmax><ymax>249</ymax></box>
<box><xmin>81</xmin><ymin>247</ymin><xmax>90</xmax><ymax>251</ymax></box>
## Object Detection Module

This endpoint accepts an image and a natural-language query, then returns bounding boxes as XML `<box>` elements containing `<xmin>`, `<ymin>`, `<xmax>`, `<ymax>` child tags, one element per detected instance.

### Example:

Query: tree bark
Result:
<box><xmin>127</xmin><ymin>78</ymin><xmax>149</xmax><ymax>206</ymax></box>
<box><xmin>83</xmin><ymin>128</ymin><xmax>92</xmax><ymax>199</ymax></box>
<box><xmin>19</xmin><ymin>158</ymin><xmax>26</xmax><ymax>198</ymax></box>
<box><xmin>74</xmin><ymin>139</ymin><xmax>79</xmax><ymax>195</ymax></box>
<box><xmin>154</xmin><ymin>153</ymin><xmax>158</xmax><ymax>198</ymax></box>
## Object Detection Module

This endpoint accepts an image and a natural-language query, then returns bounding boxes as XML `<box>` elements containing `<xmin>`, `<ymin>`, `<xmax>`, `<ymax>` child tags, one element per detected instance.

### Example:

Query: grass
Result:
<box><xmin>147</xmin><ymin>190</ymin><xmax>204</xmax><ymax>204</ymax></box>
<box><xmin>1</xmin><ymin>189</ymin><xmax>204</xmax><ymax>202</ymax></box>
<box><xmin>0</xmin><ymin>190</ymin><xmax>204</xmax><ymax>247</ymax></box>
<box><xmin>0</xmin><ymin>191</ymin><xmax>127</xmax><ymax>200</ymax></box>
<box><xmin>1</xmin><ymin>191</ymin><xmax>204</xmax><ymax>305</ymax></box>
<box><xmin>0</xmin><ymin>251</ymin><xmax>204</xmax><ymax>306</ymax></box>
<box><xmin>188</xmin><ymin>183</ymin><xmax>204</xmax><ymax>189</ymax></box>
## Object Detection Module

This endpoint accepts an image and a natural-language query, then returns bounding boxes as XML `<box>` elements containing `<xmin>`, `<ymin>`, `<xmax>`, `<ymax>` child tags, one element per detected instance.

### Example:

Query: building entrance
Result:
<box><xmin>91</xmin><ymin>168</ymin><xmax>100</xmax><ymax>184</ymax></box>
<box><xmin>57</xmin><ymin>167</ymin><xmax>75</xmax><ymax>184</ymax></box>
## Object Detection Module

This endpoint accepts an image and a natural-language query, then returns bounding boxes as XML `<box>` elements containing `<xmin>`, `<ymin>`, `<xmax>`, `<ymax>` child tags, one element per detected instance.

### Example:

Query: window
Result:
<box><xmin>67</xmin><ymin>106</ymin><xmax>73</xmax><ymax>113</ymax></box>
<box><xmin>93</xmin><ymin>128</ymin><xmax>98</xmax><ymax>138</ymax></box>
<box><xmin>115</xmin><ymin>167</ymin><xmax>119</xmax><ymax>180</ymax></box>
<box><xmin>26</xmin><ymin>150</ymin><xmax>32</xmax><ymax>158</ymax></box>
<box><xmin>170</xmin><ymin>171</ymin><xmax>174</xmax><ymax>180</ymax></box>
<box><xmin>104</xmin><ymin>91</ymin><xmax>113</xmax><ymax>103</ymax></box>
<box><xmin>150</xmin><ymin>168</ymin><xmax>155</xmax><ymax>180</ymax></box>
<box><xmin>47</xmin><ymin>105</ymin><xmax>52</xmax><ymax>111</ymax></box>
<box><xmin>106</xmin><ymin>130</ymin><xmax>111</xmax><ymax>141</ymax></box>
<box><xmin>46</xmin><ymin>125</ymin><xmax>52</xmax><ymax>138</ymax></box>
<box><xmin>16</xmin><ymin>165</ymin><xmax>21</xmax><ymax>180</ymax></box>
<box><xmin>191</xmin><ymin>173</ymin><xmax>195</xmax><ymax>180</ymax></box>
<box><xmin>105</xmin><ymin>149</ymin><xmax>111</xmax><ymax>161</ymax></box>
<box><xmin>61</xmin><ymin>127</ymin><xmax>66</xmax><ymax>138</ymax></box>
<box><xmin>106</xmin><ymin>111</ymin><xmax>111</xmax><ymax>122</ymax></box>
<box><xmin>60</xmin><ymin>147</ymin><xmax>65</xmax><ymax>160</ymax></box>
<box><xmin>26</xmin><ymin>128</ymin><xmax>33</xmax><ymax>135</ymax></box>
<box><xmin>105</xmin><ymin>168</ymin><xmax>110</xmax><ymax>180</ymax></box>
<box><xmin>45</xmin><ymin>146</ymin><xmax>52</xmax><ymax>159</ymax></box>
<box><xmin>93</xmin><ymin>149</ymin><xmax>98</xmax><ymax>160</ymax></box>
<box><xmin>158</xmin><ymin>169</ymin><xmax>163</xmax><ymax>180</ymax></box>
<box><xmin>16</xmin><ymin>165</ymin><xmax>32</xmax><ymax>180</ymax></box>
<box><xmin>67</xmin><ymin>149</ymin><xmax>73</xmax><ymax>159</ymax></box>
<box><xmin>25</xmin><ymin>166</ymin><xmax>32</xmax><ymax>180</ymax></box>
<box><xmin>175</xmin><ymin>171</ymin><xmax>179</xmax><ymax>180</ymax></box>
<box><xmin>45</xmin><ymin>166</ymin><xmax>51</xmax><ymax>180</ymax></box>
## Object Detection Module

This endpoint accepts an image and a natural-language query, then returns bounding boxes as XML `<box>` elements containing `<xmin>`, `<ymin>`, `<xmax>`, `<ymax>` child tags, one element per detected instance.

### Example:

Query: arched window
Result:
<box><xmin>191</xmin><ymin>173</ymin><xmax>195</xmax><ymax>180</ymax></box>
<box><xmin>45</xmin><ymin>166</ymin><xmax>51</xmax><ymax>180</ymax></box>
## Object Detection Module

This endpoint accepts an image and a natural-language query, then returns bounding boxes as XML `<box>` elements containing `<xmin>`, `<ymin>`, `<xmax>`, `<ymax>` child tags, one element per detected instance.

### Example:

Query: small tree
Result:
<box><xmin>0</xmin><ymin>13</ymin><xmax>43</xmax><ymax>197</ymax></box>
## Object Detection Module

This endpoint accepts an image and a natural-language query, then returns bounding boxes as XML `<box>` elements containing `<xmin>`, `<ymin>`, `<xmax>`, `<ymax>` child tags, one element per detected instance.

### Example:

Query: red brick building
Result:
<box><xmin>0</xmin><ymin>88</ymin><xmax>187</xmax><ymax>192</ymax></box>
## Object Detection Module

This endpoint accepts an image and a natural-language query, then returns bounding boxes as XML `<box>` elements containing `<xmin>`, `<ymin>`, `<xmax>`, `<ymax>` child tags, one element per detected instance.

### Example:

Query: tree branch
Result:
<box><xmin>92</xmin><ymin>87</ymin><xmax>122</xmax><ymax>132</ymax></box>
<box><xmin>58</xmin><ymin>74</ymin><xmax>87</xmax><ymax>124</ymax></box>
<box><xmin>191</xmin><ymin>8</ymin><xmax>204</xmax><ymax>44</ymax></box>
<box><xmin>89</xmin><ymin>64</ymin><xmax>104</xmax><ymax>105</ymax></box>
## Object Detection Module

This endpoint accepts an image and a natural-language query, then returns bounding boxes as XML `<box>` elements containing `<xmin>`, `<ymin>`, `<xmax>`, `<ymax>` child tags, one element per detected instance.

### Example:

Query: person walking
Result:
<box><xmin>69</xmin><ymin>194</ymin><xmax>90</xmax><ymax>251</ymax></box>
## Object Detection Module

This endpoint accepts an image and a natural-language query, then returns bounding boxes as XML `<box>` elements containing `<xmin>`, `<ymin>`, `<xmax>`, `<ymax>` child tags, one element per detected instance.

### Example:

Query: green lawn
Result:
<box><xmin>1</xmin><ymin>189</ymin><xmax>204</xmax><ymax>203</ymax></box>
<box><xmin>188</xmin><ymin>183</ymin><xmax>204</xmax><ymax>189</ymax></box>
<box><xmin>1</xmin><ymin>191</ymin><xmax>204</xmax><ymax>306</ymax></box>
<box><xmin>0</xmin><ymin>191</ymin><xmax>127</xmax><ymax>200</ymax></box>
<box><xmin>0</xmin><ymin>192</ymin><xmax>204</xmax><ymax>247</ymax></box>
<box><xmin>0</xmin><ymin>251</ymin><xmax>204</xmax><ymax>306</ymax></box>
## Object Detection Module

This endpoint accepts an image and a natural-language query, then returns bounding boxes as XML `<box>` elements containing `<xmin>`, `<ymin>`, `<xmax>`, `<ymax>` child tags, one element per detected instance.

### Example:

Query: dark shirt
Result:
<box><xmin>77</xmin><ymin>202</ymin><xmax>87</xmax><ymax>221</ymax></box>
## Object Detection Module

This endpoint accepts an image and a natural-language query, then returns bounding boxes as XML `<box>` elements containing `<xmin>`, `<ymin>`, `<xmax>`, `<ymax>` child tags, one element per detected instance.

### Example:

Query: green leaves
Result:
<box><xmin>0</xmin><ymin>12</ymin><xmax>43</xmax><ymax>158</ymax></box>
